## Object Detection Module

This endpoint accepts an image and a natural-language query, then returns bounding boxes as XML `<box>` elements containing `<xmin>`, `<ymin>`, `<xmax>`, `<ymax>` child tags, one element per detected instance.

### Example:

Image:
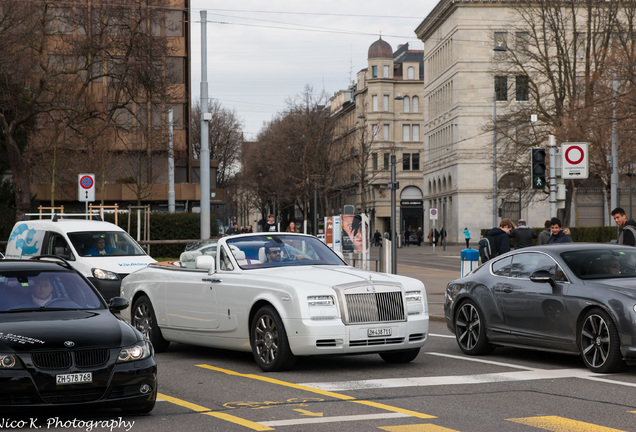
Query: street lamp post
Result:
<box><xmin>492</xmin><ymin>43</ymin><xmax>507</xmax><ymax>227</ymax></box>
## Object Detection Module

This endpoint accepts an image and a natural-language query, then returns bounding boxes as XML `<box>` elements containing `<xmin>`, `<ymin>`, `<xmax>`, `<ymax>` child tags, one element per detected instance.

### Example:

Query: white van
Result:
<box><xmin>5</xmin><ymin>214</ymin><xmax>155</xmax><ymax>300</ymax></box>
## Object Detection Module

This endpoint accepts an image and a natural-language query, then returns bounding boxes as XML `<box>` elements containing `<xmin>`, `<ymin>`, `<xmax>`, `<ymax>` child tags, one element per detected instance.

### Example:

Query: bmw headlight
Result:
<box><xmin>117</xmin><ymin>341</ymin><xmax>152</xmax><ymax>363</ymax></box>
<box><xmin>92</xmin><ymin>268</ymin><xmax>119</xmax><ymax>280</ymax></box>
<box><xmin>0</xmin><ymin>353</ymin><xmax>22</xmax><ymax>369</ymax></box>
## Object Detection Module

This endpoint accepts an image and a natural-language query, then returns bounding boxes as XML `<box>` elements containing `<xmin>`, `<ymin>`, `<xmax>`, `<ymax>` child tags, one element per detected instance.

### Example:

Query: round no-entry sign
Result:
<box><xmin>561</xmin><ymin>142</ymin><xmax>588</xmax><ymax>179</ymax></box>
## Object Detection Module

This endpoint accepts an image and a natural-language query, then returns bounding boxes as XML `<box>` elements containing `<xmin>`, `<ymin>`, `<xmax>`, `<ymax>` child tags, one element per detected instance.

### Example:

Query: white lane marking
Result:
<box><xmin>300</xmin><ymin>352</ymin><xmax>636</xmax><ymax>391</ymax></box>
<box><xmin>426</xmin><ymin>352</ymin><xmax>539</xmax><ymax>370</ymax></box>
<box><xmin>430</xmin><ymin>332</ymin><xmax>455</xmax><ymax>339</ymax></box>
<box><xmin>260</xmin><ymin>412</ymin><xmax>409</xmax><ymax>427</ymax></box>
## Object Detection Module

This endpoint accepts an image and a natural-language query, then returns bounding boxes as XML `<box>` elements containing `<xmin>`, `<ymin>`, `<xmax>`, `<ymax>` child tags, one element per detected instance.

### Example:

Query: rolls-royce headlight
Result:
<box><xmin>117</xmin><ymin>341</ymin><xmax>152</xmax><ymax>363</ymax></box>
<box><xmin>308</xmin><ymin>296</ymin><xmax>334</xmax><ymax>307</ymax></box>
<box><xmin>405</xmin><ymin>291</ymin><xmax>423</xmax><ymax>302</ymax></box>
<box><xmin>92</xmin><ymin>268</ymin><xmax>119</xmax><ymax>280</ymax></box>
<box><xmin>0</xmin><ymin>354</ymin><xmax>21</xmax><ymax>369</ymax></box>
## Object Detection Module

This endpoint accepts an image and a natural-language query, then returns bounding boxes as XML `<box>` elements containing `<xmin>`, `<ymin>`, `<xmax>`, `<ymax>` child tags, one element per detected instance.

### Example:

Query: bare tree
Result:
<box><xmin>0</xmin><ymin>0</ymin><xmax>174</xmax><ymax>218</ymax></box>
<box><xmin>494</xmin><ymin>0</ymin><xmax>636</xmax><ymax>223</ymax></box>
<box><xmin>191</xmin><ymin>100</ymin><xmax>243</xmax><ymax>188</ymax></box>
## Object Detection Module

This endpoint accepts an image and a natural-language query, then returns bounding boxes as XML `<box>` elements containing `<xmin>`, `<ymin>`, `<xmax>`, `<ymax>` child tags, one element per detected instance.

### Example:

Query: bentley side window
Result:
<box><xmin>491</xmin><ymin>256</ymin><xmax>512</xmax><ymax>277</ymax></box>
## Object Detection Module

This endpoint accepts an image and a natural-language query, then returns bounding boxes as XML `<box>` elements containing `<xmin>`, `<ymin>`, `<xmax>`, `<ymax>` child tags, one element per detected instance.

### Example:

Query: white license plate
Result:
<box><xmin>368</xmin><ymin>328</ymin><xmax>391</xmax><ymax>337</ymax></box>
<box><xmin>56</xmin><ymin>372</ymin><xmax>92</xmax><ymax>385</ymax></box>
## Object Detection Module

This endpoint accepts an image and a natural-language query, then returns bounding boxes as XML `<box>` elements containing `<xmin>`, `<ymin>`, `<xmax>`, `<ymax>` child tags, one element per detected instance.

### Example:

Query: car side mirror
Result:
<box><xmin>529</xmin><ymin>270</ymin><xmax>556</xmax><ymax>287</ymax></box>
<box><xmin>195</xmin><ymin>255</ymin><xmax>215</xmax><ymax>272</ymax></box>
<box><xmin>108</xmin><ymin>296</ymin><xmax>129</xmax><ymax>312</ymax></box>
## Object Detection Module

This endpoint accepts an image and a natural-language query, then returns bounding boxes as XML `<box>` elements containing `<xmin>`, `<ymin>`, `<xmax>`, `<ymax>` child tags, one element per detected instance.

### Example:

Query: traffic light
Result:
<box><xmin>531</xmin><ymin>148</ymin><xmax>546</xmax><ymax>189</ymax></box>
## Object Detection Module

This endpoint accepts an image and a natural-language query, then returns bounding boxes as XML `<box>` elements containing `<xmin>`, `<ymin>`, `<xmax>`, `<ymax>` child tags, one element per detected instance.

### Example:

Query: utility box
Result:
<box><xmin>461</xmin><ymin>248</ymin><xmax>480</xmax><ymax>277</ymax></box>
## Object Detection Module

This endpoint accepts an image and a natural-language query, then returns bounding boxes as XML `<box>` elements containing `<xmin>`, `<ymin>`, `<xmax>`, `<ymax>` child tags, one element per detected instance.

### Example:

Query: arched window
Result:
<box><xmin>407</xmin><ymin>66</ymin><xmax>415</xmax><ymax>80</ymax></box>
<box><xmin>403</xmin><ymin>96</ymin><xmax>410</xmax><ymax>113</ymax></box>
<box><xmin>412</xmin><ymin>96</ymin><xmax>419</xmax><ymax>112</ymax></box>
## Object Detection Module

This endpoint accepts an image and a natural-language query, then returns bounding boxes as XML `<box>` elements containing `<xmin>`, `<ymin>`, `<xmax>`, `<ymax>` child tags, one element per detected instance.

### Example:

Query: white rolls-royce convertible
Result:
<box><xmin>120</xmin><ymin>233</ymin><xmax>429</xmax><ymax>371</ymax></box>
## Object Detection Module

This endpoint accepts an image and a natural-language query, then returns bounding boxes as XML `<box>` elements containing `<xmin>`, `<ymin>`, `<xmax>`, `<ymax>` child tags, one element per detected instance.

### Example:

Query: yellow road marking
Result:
<box><xmin>158</xmin><ymin>392</ymin><xmax>274</xmax><ymax>431</ymax></box>
<box><xmin>196</xmin><ymin>364</ymin><xmax>436</xmax><ymax>420</ymax></box>
<box><xmin>197</xmin><ymin>364</ymin><xmax>356</xmax><ymax>400</ymax></box>
<box><xmin>379</xmin><ymin>425</ymin><xmax>460</xmax><ymax>432</ymax></box>
<box><xmin>293</xmin><ymin>409</ymin><xmax>323</xmax><ymax>417</ymax></box>
<box><xmin>352</xmin><ymin>400</ymin><xmax>435</xmax><ymax>419</ymax></box>
<box><xmin>508</xmin><ymin>416</ymin><xmax>628</xmax><ymax>432</ymax></box>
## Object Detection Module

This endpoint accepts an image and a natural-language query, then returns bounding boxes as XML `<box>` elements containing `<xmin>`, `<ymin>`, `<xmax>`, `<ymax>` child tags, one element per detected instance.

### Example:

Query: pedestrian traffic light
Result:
<box><xmin>531</xmin><ymin>148</ymin><xmax>546</xmax><ymax>189</ymax></box>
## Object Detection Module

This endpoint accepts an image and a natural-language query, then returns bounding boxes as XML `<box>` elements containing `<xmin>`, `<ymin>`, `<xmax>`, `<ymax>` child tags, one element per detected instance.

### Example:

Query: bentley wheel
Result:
<box><xmin>132</xmin><ymin>296</ymin><xmax>170</xmax><ymax>352</ymax></box>
<box><xmin>454</xmin><ymin>300</ymin><xmax>493</xmax><ymax>355</ymax></box>
<box><xmin>379</xmin><ymin>348</ymin><xmax>420</xmax><ymax>363</ymax></box>
<box><xmin>579</xmin><ymin>308</ymin><xmax>624</xmax><ymax>373</ymax></box>
<box><xmin>250</xmin><ymin>305</ymin><xmax>296</xmax><ymax>372</ymax></box>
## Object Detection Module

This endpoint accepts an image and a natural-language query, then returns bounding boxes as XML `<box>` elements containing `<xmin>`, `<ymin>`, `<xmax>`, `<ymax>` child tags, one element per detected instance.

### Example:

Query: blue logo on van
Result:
<box><xmin>9</xmin><ymin>224</ymin><xmax>40</xmax><ymax>257</ymax></box>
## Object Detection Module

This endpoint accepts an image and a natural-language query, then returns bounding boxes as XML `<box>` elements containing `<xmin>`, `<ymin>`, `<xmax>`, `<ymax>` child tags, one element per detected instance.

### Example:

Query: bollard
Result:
<box><xmin>460</xmin><ymin>248</ymin><xmax>480</xmax><ymax>277</ymax></box>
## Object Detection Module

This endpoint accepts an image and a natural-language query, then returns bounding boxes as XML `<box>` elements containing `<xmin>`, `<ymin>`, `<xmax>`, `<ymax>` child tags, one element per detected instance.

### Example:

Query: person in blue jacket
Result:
<box><xmin>86</xmin><ymin>236</ymin><xmax>121</xmax><ymax>255</ymax></box>
<box><xmin>547</xmin><ymin>217</ymin><xmax>573</xmax><ymax>243</ymax></box>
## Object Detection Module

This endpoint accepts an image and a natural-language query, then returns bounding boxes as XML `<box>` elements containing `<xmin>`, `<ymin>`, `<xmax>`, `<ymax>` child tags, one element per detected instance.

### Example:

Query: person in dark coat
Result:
<box><xmin>547</xmin><ymin>217</ymin><xmax>573</xmax><ymax>243</ymax></box>
<box><xmin>416</xmin><ymin>227</ymin><xmax>423</xmax><ymax>246</ymax></box>
<box><xmin>536</xmin><ymin>220</ymin><xmax>551</xmax><ymax>245</ymax></box>
<box><xmin>611</xmin><ymin>207</ymin><xmax>636</xmax><ymax>246</ymax></box>
<box><xmin>510</xmin><ymin>219</ymin><xmax>537</xmax><ymax>249</ymax></box>
<box><xmin>486</xmin><ymin>218</ymin><xmax>514</xmax><ymax>255</ymax></box>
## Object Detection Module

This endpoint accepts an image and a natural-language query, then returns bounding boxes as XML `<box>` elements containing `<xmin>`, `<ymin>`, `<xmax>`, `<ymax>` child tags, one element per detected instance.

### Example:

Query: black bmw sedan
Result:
<box><xmin>445</xmin><ymin>243</ymin><xmax>636</xmax><ymax>373</ymax></box>
<box><xmin>0</xmin><ymin>257</ymin><xmax>156</xmax><ymax>412</ymax></box>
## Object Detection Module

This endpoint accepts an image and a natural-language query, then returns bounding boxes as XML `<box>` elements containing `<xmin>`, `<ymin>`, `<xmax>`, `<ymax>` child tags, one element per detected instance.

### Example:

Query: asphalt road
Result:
<box><xmin>18</xmin><ymin>320</ymin><xmax>636</xmax><ymax>432</ymax></box>
<box><xmin>15</xmin><ymin>244</ymin><xmax>636</xmax><ymax>431</ymax></box>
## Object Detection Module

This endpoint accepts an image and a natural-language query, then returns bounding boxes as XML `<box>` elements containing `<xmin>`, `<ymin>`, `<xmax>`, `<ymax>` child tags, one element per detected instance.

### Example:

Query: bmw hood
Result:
<box><xmin>0</xmin><ymin>310</ymin><xmax>140</xmax><ymax>352</ymax></box>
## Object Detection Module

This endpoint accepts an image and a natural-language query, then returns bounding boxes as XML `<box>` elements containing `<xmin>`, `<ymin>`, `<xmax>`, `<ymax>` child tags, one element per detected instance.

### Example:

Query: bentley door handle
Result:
<box><xmin>502</xmin><ymin>287</ymin><xmax>513</xmax><ymax>293</ymax></box>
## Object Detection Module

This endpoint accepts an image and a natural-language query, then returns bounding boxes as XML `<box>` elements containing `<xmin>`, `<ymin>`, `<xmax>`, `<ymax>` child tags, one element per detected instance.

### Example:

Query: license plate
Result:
<box><xmin>368</xmin><ymin>328</ymin><xmax>391</xmax><ymax>337</ymax></box>
<box><xmin>56</xmin><ymin>372</ymin><xmax>92</xmax><ymax>385</ymax></box>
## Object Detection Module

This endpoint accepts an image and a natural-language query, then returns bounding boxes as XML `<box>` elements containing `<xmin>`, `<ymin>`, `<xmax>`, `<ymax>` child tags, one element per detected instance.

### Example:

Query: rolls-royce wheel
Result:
<box><xmin>132</xmin><ymin>295</ymin><xmax>170</xmax><ymax>352</ymax></box>
<box><xmin>579</xmin><ymin>308</ymin><xmax>624</xmax><ymax>373</ymax></box>
<box><xmin>379</xmin><ymin>348</ymin><xmax>420</xmax><ymax>363</ymax></box>
<box><xmin>250</xmin><ymin>305</ymin><xmax>296</xmax><ymax>372</ymax></box>
<box><xmin>454</xmin><ymin>300</ymin><xmax>494</xmax><ymax>355</ymax></box>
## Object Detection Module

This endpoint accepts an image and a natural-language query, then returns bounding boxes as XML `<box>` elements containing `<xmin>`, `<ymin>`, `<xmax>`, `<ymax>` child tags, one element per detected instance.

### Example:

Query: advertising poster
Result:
<box><xmin>341</xmin><ymin>214</ymin><xmax>368</xmax><ymax>254</ymax></box>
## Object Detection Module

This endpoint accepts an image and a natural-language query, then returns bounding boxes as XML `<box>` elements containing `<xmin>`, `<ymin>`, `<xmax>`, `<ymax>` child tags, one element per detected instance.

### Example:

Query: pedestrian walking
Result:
<box><xmin>486</xmin><ymin>218</ymin><xmax>515</xmax><ymax>255</ymax></box>
<box><xmin>416</xmin><ymin>227</ymin><xmax>423</xmax><ymax>246</ymax></box>
<box><xmin>463</xmin><ymin>227</ymin><xmax>470</xmax><ymax>248</ymax></box>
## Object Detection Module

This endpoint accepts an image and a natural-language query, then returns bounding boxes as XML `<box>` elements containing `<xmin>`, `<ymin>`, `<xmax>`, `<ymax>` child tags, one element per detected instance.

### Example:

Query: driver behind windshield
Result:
<box><xmin>31</xmin><ymin>279</ymin><xmax>54</xmax><ymax>307</ymax></box>
<box><xmin>264</xmin><ymin>243</ymin><xmax>284</xmax><ymax>263</ymax></box>
<box><xmin>87</xmin><ymin>235</ymin><xmax>120</xmax><ymax>256</ymax></box>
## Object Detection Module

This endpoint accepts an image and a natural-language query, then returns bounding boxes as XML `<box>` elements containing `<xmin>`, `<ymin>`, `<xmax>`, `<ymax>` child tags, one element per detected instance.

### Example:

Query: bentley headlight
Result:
<box><xmin>117</xmin><ymin>341</ymin><xmax>152</xmax><ymax>363</ymax></box>
<box><xmin>92</xmin><ymin>268</ymin><xmax>119</xmax><ymax>280</ymax></box>
<box><xmin>633</xmin><ymin>304</ymin><xmax>636</xmax><ymax>313</ymax></box>
<box><xmin>0</xmin><ymin>354</ymin><xmax>21</xmax><ymax>369</ymax></box>
<box><xmin>308</xmin><ymin>296</ymin><xmax>334</xmax><ymax>307</ymax></box>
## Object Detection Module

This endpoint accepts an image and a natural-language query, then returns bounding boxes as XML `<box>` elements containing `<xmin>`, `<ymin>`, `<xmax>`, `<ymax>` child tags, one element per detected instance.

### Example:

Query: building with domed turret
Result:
<box><xmin>329</xmin><ymin>38</ymin><xmax>426</xmax><ymax>240</ymax></box>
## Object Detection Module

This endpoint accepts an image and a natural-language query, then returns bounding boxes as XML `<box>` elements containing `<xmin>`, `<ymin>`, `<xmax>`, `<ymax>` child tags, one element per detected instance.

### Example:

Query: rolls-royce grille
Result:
<box><xmin>31</xmin><ymin>349</ymin><xmax>109</xmax><ymax>369</ymax></box>
<box><xmin>345</xmin><ymin>291</ymin><xmax>405</xmax><ymax>323</ymax></box>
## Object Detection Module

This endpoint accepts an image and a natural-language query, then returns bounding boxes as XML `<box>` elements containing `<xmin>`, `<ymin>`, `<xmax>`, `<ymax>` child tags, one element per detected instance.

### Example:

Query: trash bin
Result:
<box><xmin>461</xmin><ymin>248</ymin><xmax>479</xmax><ymax>277</ymax></box>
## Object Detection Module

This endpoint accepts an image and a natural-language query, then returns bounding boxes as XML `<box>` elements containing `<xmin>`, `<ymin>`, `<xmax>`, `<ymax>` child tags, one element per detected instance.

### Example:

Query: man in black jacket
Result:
<box><xmin>611</xmin><ymin>207</ymin><xmax>636</xmax><ymax>246</ymax></box>
<box><xmin>510</xmin><ymin>219</ymin><xmax>537</xmax><ymax>249</ymax></box>
<box><xmin>486</xmin><ymin>218</ymin><xmax>515</xmax><ymax>256</ymax></box>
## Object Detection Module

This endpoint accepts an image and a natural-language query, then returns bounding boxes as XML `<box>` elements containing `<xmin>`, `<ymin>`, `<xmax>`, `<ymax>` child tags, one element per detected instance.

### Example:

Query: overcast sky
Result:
<box><xmin>189</xmin><ymin>1</ymin><xmax>438</xmax><ymax>140</ymax></box>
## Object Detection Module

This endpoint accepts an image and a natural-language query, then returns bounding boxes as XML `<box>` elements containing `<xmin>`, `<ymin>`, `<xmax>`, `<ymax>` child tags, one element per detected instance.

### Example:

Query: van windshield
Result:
<box><xmin>68</xmin><ymin>232</ymin><xmax>147</xmax><ymax>257</ymax></box>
